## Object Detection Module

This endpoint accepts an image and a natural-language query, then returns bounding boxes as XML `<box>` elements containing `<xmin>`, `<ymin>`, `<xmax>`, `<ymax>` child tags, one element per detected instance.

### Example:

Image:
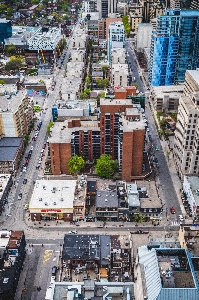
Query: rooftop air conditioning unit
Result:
<box><xmin>39</xmin><ymin>198</ymin><xmax>42</xmax><ymax>201</ymax></box>
<box><xmin>54</xmin><ymin>202</ymin><xmax>57</xmax><ymax>205</ymax></box>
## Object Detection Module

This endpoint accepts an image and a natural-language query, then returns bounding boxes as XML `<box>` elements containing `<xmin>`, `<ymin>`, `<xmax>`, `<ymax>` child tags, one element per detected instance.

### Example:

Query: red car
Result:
<box><xmin>170</xmin><ymin>206</ymin><xmax>175</xmax><ymax>214</ymax></box>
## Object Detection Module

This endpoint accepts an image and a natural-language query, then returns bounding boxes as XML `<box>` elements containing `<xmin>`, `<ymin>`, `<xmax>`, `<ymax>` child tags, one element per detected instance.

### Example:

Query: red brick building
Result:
<box><xmin>114</xmin><ymin>86</ymin><xmax>137</xmax><ymax>99</ymax></box>
<box><xmin>49</xmin><ymin>99</ymin><xmax>145</xmax><ymax>181</ymax></box>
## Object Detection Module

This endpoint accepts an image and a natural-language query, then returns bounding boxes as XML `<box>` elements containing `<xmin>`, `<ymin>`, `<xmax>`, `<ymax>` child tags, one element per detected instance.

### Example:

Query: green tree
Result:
<box><xmin>102</xmin><ymin>65</ymin><xmax>109</xmax><ymax>78</ymax></box>
<box><xmin>4</xmin><ymin>44</ymin><xmax>16</xmax><ymax>55</ymax></box>
<box><xmin>0</xmin><ymin>80</ymin><xmax>5</xmax><ymax>84</ymax></box>
<box><xmin>68</xmin><ymin>155</ymin><xmax>85</xmax><ymax>174</ymax></box>
<box><xmin>95</xmin><ymin>154</ymin><xmax>118</xmax><ymax>179</ymax></box>
<box><xmin>98</xmin><ymin>91</ymin><xmax>105</xmax><ymax>98</ymax></box>
<box><xmin>5</xmin><ymin>57</ymin><xmax>23</xmax><ymax>71</ymax></box>
<box><xmin>85</xmin><ymin>75</ymin><xmax>91</xmax><ymax>88</ymax></box>
<box><xmin>79</xmin><ymin>92</ymin><xmax>87</xmax><ymax>100</ymax></box>
<box><xmin>96</xmin><ymin>78</ymin><xmax>103</xmax><ymax>88</ymax></box>
<box><xmin>122</xmin><ymin>16</ymin><xmax>131</xmax><ymax>36</ymax></box>
<box><xmin>102</xmin><ymin>78</ymin><xmax>109</xmax><ymax>88</ymax></box>
<box><xmin>46</xmin><ymin>121</ymin><xmax>54</xmax><ymax>135</ymax></box>
<box><xmin>133</xmin><ymin>213</ymin><xmax>146</xmax><ymax>223</ymax></box>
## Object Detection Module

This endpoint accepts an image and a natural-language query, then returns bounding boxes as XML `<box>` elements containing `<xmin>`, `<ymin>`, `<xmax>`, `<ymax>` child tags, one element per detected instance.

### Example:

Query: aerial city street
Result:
<box><xmin>0</xmin><ymin>0</ymin><xmax>199</xmax><ymax>299</ymax></box>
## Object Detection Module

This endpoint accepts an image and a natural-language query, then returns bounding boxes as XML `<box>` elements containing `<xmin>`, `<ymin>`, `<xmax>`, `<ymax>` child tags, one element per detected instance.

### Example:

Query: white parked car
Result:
<box><xmin>68</xmin><ymin>230</ymin><xmax>77</xmax><ymax>234</ymax></box>
<box><xmin>179</xmin><ymin>215</ymin><xmax>184</xmax><ymax>222</ymax></box>
<box><xmin>146</xmin><ymin>128</ymin><xmax>150</xmax><ymax>132</ymax></box>
<box><xmin>30</xmin><ymin>146</ymin><xmax>34</xmax><ymax>150</ymax></box>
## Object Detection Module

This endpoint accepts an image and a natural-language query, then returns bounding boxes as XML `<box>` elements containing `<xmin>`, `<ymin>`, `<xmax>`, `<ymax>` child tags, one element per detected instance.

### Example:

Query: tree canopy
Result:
<box><xmin>122</xmin><ymin>16</ymin><xmax>131</xmax><ymax>36</ymax></box>
<box><xmin>95</xmin><ymin>154</ymin><xmax>118</xmax><ymax>179</ymax></box>
<box><xmin>5</xmin><ymin>57</ymin><xmax>23</xmax><ymax>71</ymax></box>
<box><xmin>133</xmin><ymin>213</ymin><xmax>146</xmax><ymax>223</ymax></box>
<box><xmin>4</xmin><ymin>44</ymin><xmax>16</xmax><ymax>55</ymax></box>
<box><xmin>46</xmin><ymin>121</ymin><xmax>54</xmax><ymax>135</ymax></box>
<box><xmin>68</xmin><ymin>155</ymin><xmax>85</xmax><ymax>174</ymax></box>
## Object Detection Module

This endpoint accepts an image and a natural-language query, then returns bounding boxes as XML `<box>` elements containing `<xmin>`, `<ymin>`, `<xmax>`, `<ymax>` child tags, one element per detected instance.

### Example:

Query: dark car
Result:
<box><xmin>154</xmin><ymin>158</ymin><xmax>158</xmax><ymax>163</ymax></box>
<box><xmin>23</xmin><ymin>179</ymin><xmax>27</xmax><ymax>184</ymax></box>
<box><xmin>52</xmin><ymin>266</ymin><xmax>57</xmax><ymax>276</ymax></box>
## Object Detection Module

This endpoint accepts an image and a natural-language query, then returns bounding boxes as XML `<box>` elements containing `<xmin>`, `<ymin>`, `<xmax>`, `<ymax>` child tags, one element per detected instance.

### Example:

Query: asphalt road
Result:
<box><xmin>126</xmin><ymin>40</ymin><xmax>182</xmax><ymax>221</ymax></box>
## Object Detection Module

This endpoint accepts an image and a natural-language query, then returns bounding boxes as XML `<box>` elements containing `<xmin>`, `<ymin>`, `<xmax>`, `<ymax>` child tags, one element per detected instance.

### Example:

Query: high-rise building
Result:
<box><xmin>149</xmin><ymin>9</ymin><xmax>199</xmax><ymax>86</ymax></box>
<box><xmin>96</xmin><ymin>0</ymin><xmax>118</xmax><ymax>18</ymax></box>
<box><xmin>107</xmin><ymin>21</ymin><xmax>125</xmax><ymax>63</ymax></box>
<box><xmin>173</xmin><ymin>70</ymin><xmax>199</xmax><ymax>178</ymax></box>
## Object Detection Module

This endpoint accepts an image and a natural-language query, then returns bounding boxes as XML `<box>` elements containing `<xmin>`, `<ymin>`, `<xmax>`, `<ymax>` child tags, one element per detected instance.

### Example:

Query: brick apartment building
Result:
<box><xmin>49</xmin><ymin>97</ymin><xmax>145</xmax><ymax>181</ymax></box>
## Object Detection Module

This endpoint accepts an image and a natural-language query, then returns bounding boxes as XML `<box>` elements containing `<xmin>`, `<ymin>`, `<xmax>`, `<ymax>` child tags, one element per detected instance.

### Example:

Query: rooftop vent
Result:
<box><xmin>44</xmin><ymin>202</ymin><xmax>48</xmax><ymax>206</ymax></box>
<box><xmin>60</xmin><ymin>197</ymin><xmax>64</xmax><ymax>201</ymax></box>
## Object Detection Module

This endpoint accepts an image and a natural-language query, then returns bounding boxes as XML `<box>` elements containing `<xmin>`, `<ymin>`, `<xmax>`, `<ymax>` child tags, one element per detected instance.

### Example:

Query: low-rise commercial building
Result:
<box><xmin>95</xmin><ymin>190</ymin><xmax>118</xmax><ymax>221</ymax></box>
<box><xmin>29</xmin><ymin>180</ymin><xmax>77</xmax><ymax>222</ymax></box>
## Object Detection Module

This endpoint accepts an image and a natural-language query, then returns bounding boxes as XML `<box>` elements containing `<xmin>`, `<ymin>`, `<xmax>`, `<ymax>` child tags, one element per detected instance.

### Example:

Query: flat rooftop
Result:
<box><xmin>62</xmin><ymin>234</ymin><xmax>100</xmax><ymax>261</ymax></box>
<box><xmin>0</xmin><ymin>90</ymin><xmax>28</xmax><ymax>113</ymax></box>
<box><xmin>100</xmin><ymin>98</ymin><xmax>133</xmax><ymax>106</ymax></box>
<box><xmin>111</xmin><ymin>64</ymin><xmax>128</xmax><ymax>74</ymax></box>
<box><xmin>49</xmin><ymin>119</ymin><xmax>100</xmax><ymax>143</ymax></box>
<box><xmin>138</xmin><ymin>181</ymin><xmax>161</xmax><ymax>209</ymax></box>
<box><xmin>0</xmin><ymin>137</ymin><xmax>23</xmax><ymax>161</ymax></box>
<box><xmin>120</xmin><ymin>115</ymin><xmax>145</xmax><ymax>132</ymax></box>
<box><xmin>111</xmin><ymin>48</ymin><xmax>126</xmax><ymax>56</ymax></box>
<box><xmin>127</xmin><ymin>183</ymin><xmax>140</xmax><ymax>207</ymax></box>
<box><xmin>62</xmin><ymin>77</ymin><xmax>82</xmax><ymax>94</ymax></box>
<box><xmin>156</xmin><ymin>248</ymin><xmax>195</xmax><ymax>288</ymax></box>
<box><xmin>96</xmin><ymin>190</ymin><xmax>118</xmax><ymax>208</ymax></box>
<box><xmin>152</xmin><ymin>85</ymin><xmax>184</xmax><ymax>99</ymax></box>
<box><xmin>29</xmin><ymin>180</ymin><xmax>76</xmax><ymax>209</ymax></box>
<box><xmin>5</xmin><ymin>26</ymin><xmax>37</xmax><ymax>46</ymax></box>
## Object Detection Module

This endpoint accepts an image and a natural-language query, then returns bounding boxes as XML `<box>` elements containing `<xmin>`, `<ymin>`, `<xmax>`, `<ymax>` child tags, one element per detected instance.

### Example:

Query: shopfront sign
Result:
<box><xmin>41</xmin><ymin>209</ymin><xmax>62</xmax><ymax>213</ymax></box>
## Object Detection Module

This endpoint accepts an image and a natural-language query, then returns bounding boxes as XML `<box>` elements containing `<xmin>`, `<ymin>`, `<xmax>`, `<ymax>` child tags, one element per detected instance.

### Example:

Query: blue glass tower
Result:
<box><xmin>0</xmin><ymin>19</ymin><xmax>12</xmax><ymax>43</ymax></box>
<box><xmin>149</xmin><ymin>9</ymin><xmax>199</xmax><ymax>86</ymax></box>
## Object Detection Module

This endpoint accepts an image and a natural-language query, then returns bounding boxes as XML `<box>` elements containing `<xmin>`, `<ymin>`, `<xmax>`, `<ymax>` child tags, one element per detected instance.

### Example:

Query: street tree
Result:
<box><xmin>46</xmin><ymin>121</ymin><xmax>54</xmax><ymax>135</ymax></box>
<box><xmin>133</xmin><ymin>213</ymin><xmax>146</xmax><ymax>223</ymax></box>
<box><xmin>102</xmin><ymin>65</ymin><xmax>109</xmax><ymax>78</ymax></box>
<box><xmin>95</xmin><ymin>154</ymin><xmax>118</xmax><ymax>179</ymax></box>
<box><xmin>68</xmin><ymin>155</ymin><xmax>85</xmax><ymax>174</ymax></box>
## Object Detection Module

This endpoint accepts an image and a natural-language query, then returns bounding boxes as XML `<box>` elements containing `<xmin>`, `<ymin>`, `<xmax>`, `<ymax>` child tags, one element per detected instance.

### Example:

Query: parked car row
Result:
<box><xmin>36</xmin><ymin>142</ymin><xmax>46</xmax><ymax>169</ymax></box>
<box><xmin>33</xmin><ymin>121</ymin><xmax>42</xmax><ymax>141</ymax></box>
